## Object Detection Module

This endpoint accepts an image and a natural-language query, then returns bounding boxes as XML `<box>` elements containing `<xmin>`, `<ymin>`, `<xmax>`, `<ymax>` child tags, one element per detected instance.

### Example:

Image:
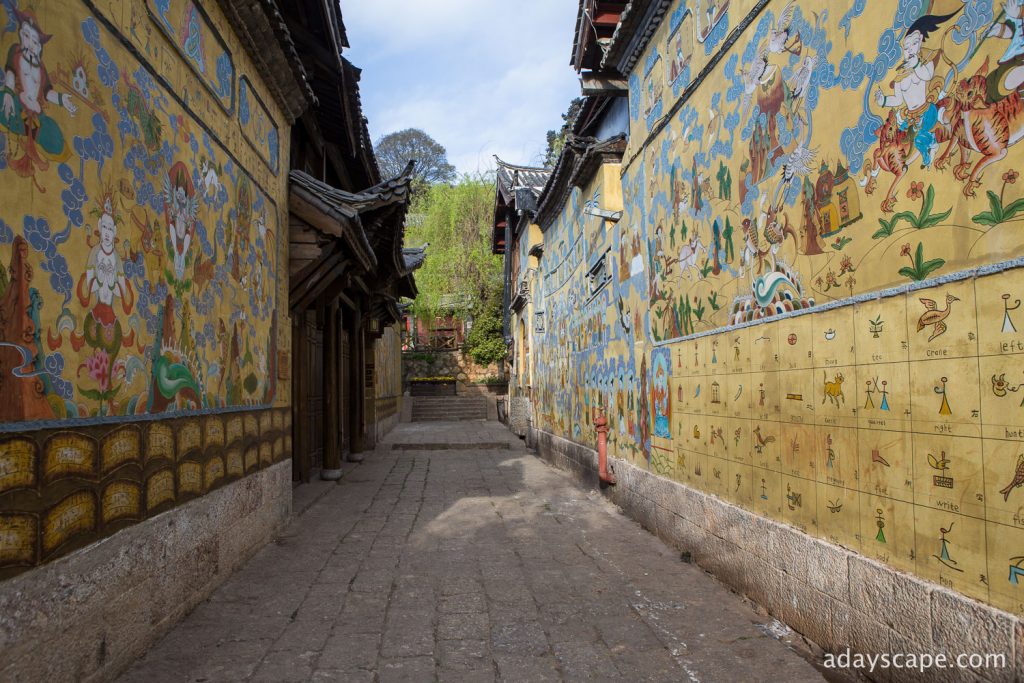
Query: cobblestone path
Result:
<box><xmin>118</xmin><ymin>422</ymin><xmax>826</xmax><ymax>682</ymax></box>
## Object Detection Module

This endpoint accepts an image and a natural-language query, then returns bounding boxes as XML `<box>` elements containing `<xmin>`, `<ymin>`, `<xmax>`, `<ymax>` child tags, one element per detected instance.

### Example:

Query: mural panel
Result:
<box><xmin>239</xmin><ymin>76</ymin><xmax>279</xmax><ymax>174</ymax></box>
<box><xmin>0</xmin><ymin>0</ymin><xmax>279</xmax><ymax>430</ymax></box>
<box><xmin>146</xmin><ymin>0</ymin><xmax>234</xmax><ymax>112</ymax></box>
<box><xmin>531</xmin><ymin>0</ymin><xmax>1024</xmax><ymax>616</ymax></box>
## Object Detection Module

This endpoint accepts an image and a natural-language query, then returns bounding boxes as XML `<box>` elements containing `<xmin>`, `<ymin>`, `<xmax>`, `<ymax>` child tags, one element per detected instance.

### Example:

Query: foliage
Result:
<box><xmin>463</xmin><ymin>297</ymin><xmax>507</xmax><ymax>366</ymax></box>
<box><xmin>375</xmin><ymin>128</ymin><xmax>456</xmax><ymax>193</ymax></box>
<box><xmin>973</xmin><ymin>170</ymin><xmax>1022</xmax><ymax>226</ymax></box>
<box><xmin>543</xmin><ymin>97</ymin><xmax>585</xmax><ymax>167</ymax></box>
<box><xmin>973</xmin><ymin>191</ymin><xmax>1024</xmax><ymax>226</ymax></box>
<box><xmin>898</xmin><ymin>242</ymin><xmax>945</xmax><ymax>282</ymax></box>
<box><xmin>872</xmin><ymin>184</ymin><xmax>950</xmax><ymax>238</ymax></box>
<box><xmin>409</xmin><ymin>376</ymin><xmax>457</xmax><ymax>383</ymax></box>
<box><xmin>472</xmin><ymin>375</ymin><xmax>506</xmax><ymax>385</ymax></box>
<box><xmin>405</xmin><ymin>174</ymin><xmax>503</xmax><ymax>320</ymax></box>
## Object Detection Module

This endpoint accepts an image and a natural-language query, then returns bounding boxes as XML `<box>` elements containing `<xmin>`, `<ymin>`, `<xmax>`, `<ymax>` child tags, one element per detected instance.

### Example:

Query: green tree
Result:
<box><xmin>375</xmin><ymin>128</ymin><xmax>456</xmax><ymax>192</ymax></box>
<box><xmin>543</xmin><ymin>97</ymin><xmax>585</xmax><ymax>167</ymax></box>
<box><xmin>405</xmin><ymin>174</ymin><xmax>506</xmax><ymax>363</ymax></box>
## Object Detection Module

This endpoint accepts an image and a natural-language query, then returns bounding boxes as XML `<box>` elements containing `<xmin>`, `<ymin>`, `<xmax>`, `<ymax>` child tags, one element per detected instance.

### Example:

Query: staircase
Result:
<box><xmin>411</xmin><ymin>396</ymin><xmax>489</xmax><ymax>422</ymax></box>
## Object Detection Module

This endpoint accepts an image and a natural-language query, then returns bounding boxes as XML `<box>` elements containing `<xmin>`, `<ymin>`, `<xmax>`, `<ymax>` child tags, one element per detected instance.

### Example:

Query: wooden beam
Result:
<box><xmin>580</xmin><ymin>72</ymin><xmax>629</xmax><ymax>95</ymax></box>
<box><xmin>290</xmin><ymin>250</ymin><xmax>345</xmax><ymax>312</ymax></box>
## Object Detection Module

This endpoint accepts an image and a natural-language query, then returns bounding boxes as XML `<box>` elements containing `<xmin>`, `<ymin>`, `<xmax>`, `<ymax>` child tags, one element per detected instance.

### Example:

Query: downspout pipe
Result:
<box><xmin>592</xmin><ymin>405</ymin><xmax>617</xmax><ymax>485</ymax></box>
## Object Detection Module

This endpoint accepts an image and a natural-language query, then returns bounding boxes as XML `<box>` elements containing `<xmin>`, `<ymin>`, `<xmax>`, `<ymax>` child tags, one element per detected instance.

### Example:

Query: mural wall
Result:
<box><xmin>531</xmin><ymin>0</ymin><xmax>1024</xmax><ymax>616</ymax></box>
<box><xmin>0</xmin><ymin>0</ymin><xmax>286</xmax><ymax>431</ymax></box>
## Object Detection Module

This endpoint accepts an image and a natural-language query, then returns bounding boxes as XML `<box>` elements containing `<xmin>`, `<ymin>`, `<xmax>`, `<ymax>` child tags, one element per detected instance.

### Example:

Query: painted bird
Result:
<box><xmin>753</xmin><ymin>425</ymin><xmax>776</xmax><ymax>454</ymax></box>
<box><xmin>917</xmin><ymin>294</ymin><xmax>959</xmax><ymax>342</ymax></box>
<box><xmin>1000</xmin><ymin>453</ymin><xmax>1024</xmax><ymax>502</ymax></box>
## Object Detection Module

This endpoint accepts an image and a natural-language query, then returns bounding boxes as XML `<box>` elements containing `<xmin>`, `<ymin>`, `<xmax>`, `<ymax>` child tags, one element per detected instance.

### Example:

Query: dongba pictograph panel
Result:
<box><xmin>531</xmin><ymin>0</ymin><xmax>1024</xmax><ymax>615</ymax></box>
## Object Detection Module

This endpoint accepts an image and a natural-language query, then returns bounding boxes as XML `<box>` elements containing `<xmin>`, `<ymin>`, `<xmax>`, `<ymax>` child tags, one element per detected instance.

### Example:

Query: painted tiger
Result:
<box><xmin>935</xmin><ymin>60</ymin><xmax>1024</xmax><ymax>197</ymax></box>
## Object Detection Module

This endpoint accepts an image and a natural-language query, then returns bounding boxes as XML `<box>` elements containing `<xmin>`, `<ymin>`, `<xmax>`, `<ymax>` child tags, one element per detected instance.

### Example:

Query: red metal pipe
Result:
<box><xmin>593</xmin><ymin>405</ymin><xmax>617</xmax><ymax>485</ymax></box>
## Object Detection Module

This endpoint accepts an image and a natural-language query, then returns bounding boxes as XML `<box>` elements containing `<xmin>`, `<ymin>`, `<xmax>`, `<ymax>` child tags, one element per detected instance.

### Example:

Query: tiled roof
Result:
<box><xmin>214</xmin><ymin>0</ymin><xmax>314</xmax><ymax>123</ymax></box>
<box><xmin>495</xmin><ymin>158</ymin><xmax>552</xmax><ymax>204</ymax></box>
<box><xmin>535</xmin><ymin>134</ymin><xmax>627</xmax><ymax>230</ymax></box>
<box><xmin>600</xmin><ymin>0</ymin><xmax>673</xmax><ymax>75</ymax></box>
<box><xmin>402</xmin><ymin>245</ymin><xmax>428</xmax><ymax>273</ymax></box>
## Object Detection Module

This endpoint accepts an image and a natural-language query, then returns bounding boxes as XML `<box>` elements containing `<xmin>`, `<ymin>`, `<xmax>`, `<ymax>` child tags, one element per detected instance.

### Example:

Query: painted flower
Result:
<box><xmin>907</xmin><ymin>181</ymin><xmax>924</xmax><ymax>200</ymax></box>
<box><xmin>900</xmin><ymin>243</ymin><xmax>912</xmax><ymax>257</ymax></box>
<box><xmin>82</xmin><ymin>349</ymin><xmax>111</xmax><ymax>392</ymax></box>
<box><xmin>839</xmin><ymin>255</ymin><xmax>854</xmax><ymax>274</ymax></box>
<box><xmin>1003</xmin><ymin>170</ymin><xmax>1019</xmax><ymax>185</ymax></box>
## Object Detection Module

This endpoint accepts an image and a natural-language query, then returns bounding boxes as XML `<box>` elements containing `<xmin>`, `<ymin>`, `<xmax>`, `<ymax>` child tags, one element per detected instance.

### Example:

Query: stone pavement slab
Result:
<box><xmin>116</xmin><ymin>421</ymin><xmax>829</xmax><ymax>682</ymax></box>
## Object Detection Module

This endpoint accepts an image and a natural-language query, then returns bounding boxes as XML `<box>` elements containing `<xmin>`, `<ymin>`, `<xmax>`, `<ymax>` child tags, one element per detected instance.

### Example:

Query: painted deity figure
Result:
<box><xmin>163</xmin><ymin>161</ymin><xmax>198</xmax><ymax>283</ymax></box>
<box><xmin>0</xmin><ymin>7</ymin><xmax>77</xmax><ymax>177</ymax></box>
<box><xmin>86</xmin><ymin>201</ymin><xmax>130</xmax><ymax>319</ymax></box>
<box><xmin>986</xmin><ymin>0</ymin><xmax>1024</xmax><ymax>100</ymax></box>
<box><xmin>874</xmin><ymin>10</ymin><xmax>961</xmax><ymax>167</ymax></box>
<box><xmin>75</xmin><ymin>194</ymin><xmax>136</xmax><ymax>411</ymax></box>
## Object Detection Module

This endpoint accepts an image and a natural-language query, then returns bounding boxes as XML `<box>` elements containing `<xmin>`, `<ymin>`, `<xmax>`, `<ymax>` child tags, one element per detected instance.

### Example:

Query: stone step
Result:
<box><xmin>411</xmin><ymin>411</ymin><xmax>487</xmax><ymax>417</ymax></box>
<box><xmin>412</xmin><ymin>415</ymin><xmax>487</xmax><ymax>422</ymax></box>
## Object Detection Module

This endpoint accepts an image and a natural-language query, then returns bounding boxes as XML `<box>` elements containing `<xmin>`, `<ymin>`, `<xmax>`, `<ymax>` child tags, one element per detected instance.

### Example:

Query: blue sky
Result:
<box><xmin>342</xmin><ymin>0</ymin><xmax>581</xmax><ymax>175</ymax></box>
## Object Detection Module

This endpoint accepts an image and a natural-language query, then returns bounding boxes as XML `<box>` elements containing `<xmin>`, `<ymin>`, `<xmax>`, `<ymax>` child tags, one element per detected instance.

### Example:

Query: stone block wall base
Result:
<box><xmin>0</xmin><ymin>461</ymin><xmax>292</xmax><ymax>683</ymax></box>
<box><xmin>528</xmin><ymin>427</ymin><xmax>1024</xmax><ymax>683</ymax></box>
<box><xmin>508</xmin><ymin>396</ymin><xmax>532</xmax><ymax>437</ymax></box>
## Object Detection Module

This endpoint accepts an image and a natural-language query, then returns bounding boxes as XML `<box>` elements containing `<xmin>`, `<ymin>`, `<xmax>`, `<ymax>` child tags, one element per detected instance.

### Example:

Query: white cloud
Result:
<box><xmin>342</xmin><ymin>0</ymin><xmax>581</xmax><ymax>174</ymax></box>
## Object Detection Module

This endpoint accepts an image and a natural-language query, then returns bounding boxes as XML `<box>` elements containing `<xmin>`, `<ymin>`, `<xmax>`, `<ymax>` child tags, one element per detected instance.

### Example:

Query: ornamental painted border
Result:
<box><xmin>0</xmin><ymin>407</ymin><xmax>291</xmax><ymax>579</ymax></box>
<box><xmin>145</xmin><ymin>0</ymin><xmax>236</xmax><ymax>115</ymax></box>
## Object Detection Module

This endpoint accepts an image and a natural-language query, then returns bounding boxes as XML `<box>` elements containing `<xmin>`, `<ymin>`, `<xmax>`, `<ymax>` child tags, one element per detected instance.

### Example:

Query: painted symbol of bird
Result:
<box><xmin>999</xmin><ymin>453</ymin><xmax>1024</xmax><ymax>502</ymax></box>
<box><xmin>779</xmin><ymin>144</ymin><xmax>818</xmax><ymax>187</ymax></box>
<box><xmin>752</xmin><ymin>425</ymin><xmax>776</xmax><ymax>454</ymax></box>
<box><xmin>917</xmin><ymin>294</ymin><xmax>959</xmax><ymax>342</ymax></box>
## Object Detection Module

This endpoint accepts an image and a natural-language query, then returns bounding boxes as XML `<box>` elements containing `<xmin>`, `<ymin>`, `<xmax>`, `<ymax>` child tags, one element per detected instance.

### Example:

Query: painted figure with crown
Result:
<box><xmin>0</xmin><ymin>5</ymin><xmax>77</xmax><ymax>182</ymax></box>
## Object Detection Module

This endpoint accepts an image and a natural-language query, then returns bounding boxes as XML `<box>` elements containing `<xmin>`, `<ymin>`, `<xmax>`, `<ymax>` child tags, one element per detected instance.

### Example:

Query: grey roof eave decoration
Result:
<box><xmin>599</xmin><ymin>0</ymin><xmax>673</xmax><ymax>76</ymax></box>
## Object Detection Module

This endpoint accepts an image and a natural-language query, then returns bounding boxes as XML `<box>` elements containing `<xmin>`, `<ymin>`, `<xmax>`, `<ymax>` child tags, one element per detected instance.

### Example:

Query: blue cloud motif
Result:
<box><xmin>239</xmin><ymin>80</ymin><xmax>251</xmax><ymax>125</ymax></box>
<box><xmin>72</xmin><ymin>112</ymin><xmax>115</xmax><ymax>178</ymax></box>
<box><xmin>43</xmin><ymin>353</ymin><xmax>73</xmax><ymax>400</ymax></box>
<box><xmin>629</xmin><ymin>73</ymin><xmax>641</xmax><ymax>121</ymax></box>
<box><xmin>58</xmin><ymin>163</ymin><xmax>87</xmax><ymax>228</ymax></box>
<box><xmin>23</xmin><ymin>216</ymin><xmax>73</xmax><ymax>304</ymax></box>
<box><xmin>268</xmin><ymin>128</ymin><xmax>279</xmax><ymax>172</ymax></box>
<box><xmin>124</xmin><ymin>252</ymin><xmax>145</xmax><ymax>281</ymax></box>
<box><xmin>838</xmin><ymin>0</ymin><xmax>867</xmax><ymax>38</ymax></box>
<box><xmin>703</xmin><ymin>11</ymin><xmax>729</xmax><ymax>55</ymax></box>
<box><xmin>216</xmin><ymin>53</ymin><xmax>233</xmax><ymax>100</ymax></box>
<box><xmin>0</xmin><ymin>218</ymin><xmax>13</xmax><ymax>244</ymax></box>
<box><xmin>1</xmin><ymin>0</ymin><xmax>15</xmax><ymax>33</ymax></box>
<box><xmin>81</xmin><ymin>18</ymin><xmax>119</xmax><ymax>88</ymax></box>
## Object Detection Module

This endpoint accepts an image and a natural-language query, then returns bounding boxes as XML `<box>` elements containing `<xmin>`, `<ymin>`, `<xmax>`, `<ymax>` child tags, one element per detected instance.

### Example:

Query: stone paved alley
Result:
<box><xmin>117</xmin><ymin>422</ymin><xmax>827</xmax><ymax>682</ymax></box>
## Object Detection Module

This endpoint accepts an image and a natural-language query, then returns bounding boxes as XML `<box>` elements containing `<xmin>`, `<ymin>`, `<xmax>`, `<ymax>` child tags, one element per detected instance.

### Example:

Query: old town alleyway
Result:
<box><xmin>116</xmin><ymin>422</ymin><xmax>828</xmax><ymax>682</ymax></box>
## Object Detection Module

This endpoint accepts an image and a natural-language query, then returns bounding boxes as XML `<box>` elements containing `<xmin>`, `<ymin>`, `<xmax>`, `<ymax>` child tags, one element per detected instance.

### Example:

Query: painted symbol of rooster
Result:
<box><xmin>753</xmin><ymin>425</ymin><xmax>776</xmax><ymax>454</ymax></box>
<box><xmin>1000</xmin><ymin>453</ymin><xmax>1024</xmax><ymax>502</ymax></box>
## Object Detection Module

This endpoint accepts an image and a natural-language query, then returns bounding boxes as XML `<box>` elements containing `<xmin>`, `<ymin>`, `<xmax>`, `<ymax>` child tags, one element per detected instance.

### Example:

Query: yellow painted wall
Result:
<box><xmin>531</xmin><ymin>0</ymin><xmax>1024</xmax><ymax>615</ymax></box>
<box><xmin>0</xmin><ymin>0</ymin><xmax>290</xmax><ymax>428</ymax></box>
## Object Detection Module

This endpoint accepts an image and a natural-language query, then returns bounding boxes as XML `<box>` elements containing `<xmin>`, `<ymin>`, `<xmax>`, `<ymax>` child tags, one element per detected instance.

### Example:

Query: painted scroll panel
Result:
<box><xmin>0</xmin><ymin>0</ymin><xmax>279</xmax><ymax>429</ymax></box>
<box><xmin>239</xmin><ymin>76</ymin><xmax>279</xmax><ymax>175</ymax></box>
<box><xmin>146</xmin><ymin>0</ymin><xmax>234</xmax><ymax>112</ymax></box>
